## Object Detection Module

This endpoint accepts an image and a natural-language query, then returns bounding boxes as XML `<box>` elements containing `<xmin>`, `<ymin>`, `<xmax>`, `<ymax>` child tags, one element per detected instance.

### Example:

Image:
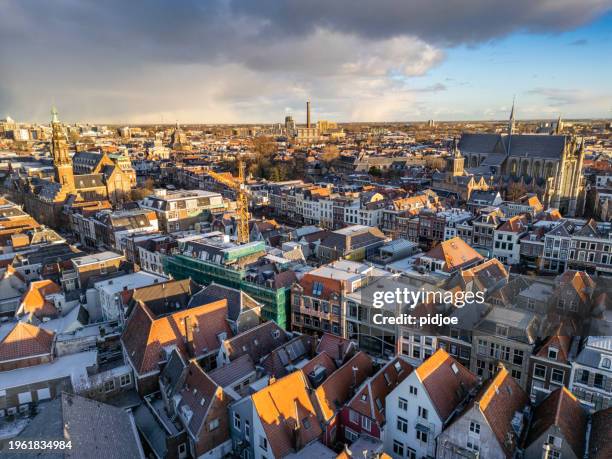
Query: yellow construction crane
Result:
<box><xmin>205</xmin><ymin>158</ymin><xmax>250</xmax><ymax>244</ymax></box>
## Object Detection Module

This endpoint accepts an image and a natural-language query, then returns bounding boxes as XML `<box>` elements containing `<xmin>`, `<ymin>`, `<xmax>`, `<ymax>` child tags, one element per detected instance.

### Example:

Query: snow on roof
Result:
<box><xmin>0</xmin><ymin>350</ymin><xmax>97</xmax><ymax>391</ymax></box>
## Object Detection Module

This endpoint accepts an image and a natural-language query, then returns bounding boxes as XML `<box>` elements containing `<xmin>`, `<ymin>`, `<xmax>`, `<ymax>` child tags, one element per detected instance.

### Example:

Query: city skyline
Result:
<box><xmin>1</xmin><ymin>0</ymin><xmax>611</xmax><ymax>124</ymax></box>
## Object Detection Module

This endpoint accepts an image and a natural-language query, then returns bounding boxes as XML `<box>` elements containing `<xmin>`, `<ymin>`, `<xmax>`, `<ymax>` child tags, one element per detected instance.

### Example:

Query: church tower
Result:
<box><xmin>449</xmin><ymin>138</ymin><xmax>464</xmax><ymax>176</ymax></box>
<box><xmin>51</xmin><ymin>107</ymin><xmax>75</xmax><ymax>192</ymax></box>
<box><xmin>508</xmin><ymin>98</ymin><xmax>516</xmax><ymax>135</ymax></box>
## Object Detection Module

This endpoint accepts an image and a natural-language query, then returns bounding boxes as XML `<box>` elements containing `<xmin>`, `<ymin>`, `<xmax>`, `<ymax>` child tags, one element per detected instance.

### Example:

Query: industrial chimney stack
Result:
<box><xmin>306</xmin><ymin>100</ymin><xmax>311</xmax><ymax>128</ymax></box>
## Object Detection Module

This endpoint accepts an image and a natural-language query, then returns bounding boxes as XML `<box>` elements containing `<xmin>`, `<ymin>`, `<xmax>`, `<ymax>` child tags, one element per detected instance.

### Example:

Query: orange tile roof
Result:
<box><xmin>121</xmin><ymin>299</ymin><xmax>233</xmax><ymax>375</ymax></box>
<box><xmin>497</xmin><ymin>215</ymin><xmax>528</xmax><ymax>233</ymax></box>
<box><xmin>423</xmin><ymin>237</ymin><xmax>483</xmax><ymax>272</ymax></box>
<box><xmin>0</xmin><ymin>322</ymin><xmax>55</xmax><ymax>362</ymax></box>
<box><xmin>18</xmin><ymin>279</ymin><xmax>61</xmax><ymax>319</ymax></box>
<box><xmin>252</xmin><ymin>371</ymin><xmax>323</xmax><ymax>458</ymax></box>
<box><xmin>475</xmin><ymin>366</ymin><xmax>529</xmax><ymax>457</ymax></box>
<box><xmin>416</xmin><ymin>348</ymin><xmax>478</xmax><ymax>421</ymax></box>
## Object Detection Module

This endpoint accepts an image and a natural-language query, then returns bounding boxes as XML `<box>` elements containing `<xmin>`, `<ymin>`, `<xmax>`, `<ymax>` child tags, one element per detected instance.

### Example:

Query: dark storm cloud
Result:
<box><xmin>229</xmin><ymin>0</ymin><xmax>611</xmax><ymax>45</ymax></box>
<box><xmin>0</xmin><ymin>0</ymin><xmax>609</xmax><ymax>122</ymax></box>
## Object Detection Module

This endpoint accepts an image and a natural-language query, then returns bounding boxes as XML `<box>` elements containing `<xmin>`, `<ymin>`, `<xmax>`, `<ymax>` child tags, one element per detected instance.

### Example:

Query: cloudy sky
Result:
<box><xmin>1</xmin><ymin>0</ymin><xmax>611</xmax><ymax>123</ymax></box>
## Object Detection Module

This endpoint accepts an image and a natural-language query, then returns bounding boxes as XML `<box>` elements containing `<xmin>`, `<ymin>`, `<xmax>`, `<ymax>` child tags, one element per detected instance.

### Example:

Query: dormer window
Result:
<box><xmin>548</xmin><ymin>347</ymin><xmax>558</xmax><ymax>360</ymax></box>
<box><xmin>601</xmin><ymin>357</ymin><xmax>611</xmax><ymax>369</ymax></box>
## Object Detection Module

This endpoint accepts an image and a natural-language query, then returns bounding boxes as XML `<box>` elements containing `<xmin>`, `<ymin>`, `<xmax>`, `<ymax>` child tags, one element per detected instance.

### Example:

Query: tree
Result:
<box><xmin>321</xmin><ymin>144</ymin><xmax>339</xmax><ymax>167</ymax></box>
<box><xmin>252</xmin><ymin>136</ymin><xmax>276</xmax><ymax>159</ymax></box>
<box><xmin>506</xmin><ymin>182</ymin><xmax>527</xmax><ymax>201</ymax></box>
<box><xmin>369</xmin><ymin>166</ymin><xmax>382</xmax><ymax>177</ymax></box>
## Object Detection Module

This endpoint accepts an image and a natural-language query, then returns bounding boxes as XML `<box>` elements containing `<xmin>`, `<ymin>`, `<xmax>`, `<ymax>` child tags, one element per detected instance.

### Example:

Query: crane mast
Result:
<box><xmin>204</xmin><ymin>158</ymin><xmax>250</xmax><ymax>244</ymax></box>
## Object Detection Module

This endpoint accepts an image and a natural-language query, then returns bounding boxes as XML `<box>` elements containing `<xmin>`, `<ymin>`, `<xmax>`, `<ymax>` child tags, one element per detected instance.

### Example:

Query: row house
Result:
<box><xmin>437</xmin><ymin>365</ymin><xmax>529</xmax><ymax>459</ymax></box>
<box><xmin>569</xmin><ymin>336</ymin><xmax>612</xmax><ymax>411</ymax></box>
<box><xmin>342</xmin><ymin>358</ymin><xmax>414</xmax><ymax>443</ymax></box>
<box><xmin>291</xmin><ymin>260</ymin><xmax>380</xmax><ymax>338</ymax></box>
<box><xmin>384</xmin><ymin>349</ymin><xmax>479</xmax><ymax>459</ymax></box>
<box><xmin>566</xmin><ymin>219</ymin><xmax>612</xmax><ymax>276</ymax></box>
<box><xmin>470</xmin><ymin>208</ymin><xmax>503</xmax><ymax>255</ymax></box>
<box><xmin>541</xmin><ymin>219</ymin><xmax>580</xmax><ymax>273</ymax></box>
<box><xmin>492</xmin><ymin>214</ymin><xmax>529</xmax><ymax>265</ymax></box>
<box><xmin>470</xmin><ymin>306</ymin><xmax>539</xmax><ymax>390</ymax></box>
<box><xmin>381</xmin><ymin>194</ymin><xmax>434</xmax><ymax>238</ymax></box>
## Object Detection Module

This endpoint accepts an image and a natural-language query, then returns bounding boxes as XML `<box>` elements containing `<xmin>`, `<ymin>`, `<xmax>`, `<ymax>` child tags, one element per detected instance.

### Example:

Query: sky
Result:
<box><xmin>1</xmin><ymin>0</ymin><xmax>611</xmax><ymax>124</ymax></box>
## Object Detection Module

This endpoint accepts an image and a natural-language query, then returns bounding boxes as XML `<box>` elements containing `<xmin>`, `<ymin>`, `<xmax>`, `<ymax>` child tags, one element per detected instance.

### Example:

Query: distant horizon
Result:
<box><xmin>5</xmin><ymin>115</ymin><xmax>611</xmax><ymax>127</ymax></box>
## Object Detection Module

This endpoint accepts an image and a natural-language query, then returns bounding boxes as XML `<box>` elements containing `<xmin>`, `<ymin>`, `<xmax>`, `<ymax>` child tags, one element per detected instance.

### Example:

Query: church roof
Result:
<box><xmin>460</xmin><ymin>133</ymin><xmax>568</xmax><ymax>160</ymax></box>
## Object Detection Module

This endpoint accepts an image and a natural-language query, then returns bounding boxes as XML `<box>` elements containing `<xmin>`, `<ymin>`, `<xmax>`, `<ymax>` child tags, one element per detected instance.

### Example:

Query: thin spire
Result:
<box><xmin>51</xmin><ymin>106</ymin><xmax>59</xmax><ymax>124</ymax></box>
<box><xmin>508</xmin><ymin>96</ymin><xmax>516</xmax><ymax>135</ymax></box>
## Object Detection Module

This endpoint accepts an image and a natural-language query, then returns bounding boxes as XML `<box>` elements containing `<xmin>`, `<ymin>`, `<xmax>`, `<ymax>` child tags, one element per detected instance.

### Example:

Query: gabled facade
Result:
<box><xmin>384</xmin><ymin>349</ymin><xmax>478</xmax><ymax>459</ymax></box>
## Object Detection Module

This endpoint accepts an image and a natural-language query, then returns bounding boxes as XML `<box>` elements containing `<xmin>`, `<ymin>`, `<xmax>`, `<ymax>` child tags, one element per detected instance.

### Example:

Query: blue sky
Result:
<box><xmin>1</xmin><ymin>1</ymin><xmax>610</xmax><ymax>123</ymax></box>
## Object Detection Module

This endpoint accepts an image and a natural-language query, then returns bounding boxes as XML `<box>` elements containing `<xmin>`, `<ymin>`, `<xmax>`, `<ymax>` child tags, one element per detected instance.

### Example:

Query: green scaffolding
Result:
<box><xmin>162</xmin><ymin>254</ymin><xmax>289</xmax><ymax>329</ymax></box>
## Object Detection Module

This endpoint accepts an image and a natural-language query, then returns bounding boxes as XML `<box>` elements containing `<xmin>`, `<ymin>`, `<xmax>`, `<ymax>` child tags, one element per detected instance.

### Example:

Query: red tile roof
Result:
<box><xmin>121</xmin><ymin>299</ymin><xmax>233</xmax><ymax>375</ymax></box>
<box><xmin>589</xmin><ymin>407</ymin><xmax>612</xmax><ymax>459</ymax></box>
<box><xmin>416</xmin><ymin>348</ymin><xmax>478</xmax><ymax>422</ymax></box>
<box><xmin>348</xmin><ymin>357</ymin><xmax>413</xmax><ymax>425</ymax></box>
<box><xmin>316</xmin><ymin>333</ymin><xmax>355</xmax><ymax>363</ymax></box>
<box><xmin>526</xmin><ymin>387</ymin><xmax>587</xmax><ymax>458</ymax></box>
<box><xmin>298</xmin><ymin>274</ymin><xmax>343</xmax><ymax>301</ymax></box>
<box><xmin>0</xmin><ymin>322</ymin><xmax>54</xmax><ymax>362</ymax></box>
<box><xmin>315</xmin><ymin>351</ymin><xmax>374</xmax><ymax>422</ymax></box>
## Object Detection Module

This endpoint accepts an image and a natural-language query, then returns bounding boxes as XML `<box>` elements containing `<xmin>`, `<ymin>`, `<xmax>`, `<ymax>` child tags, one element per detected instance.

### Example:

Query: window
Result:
<box><xmin>580</xmin><ymin>370</ymin><xmax>590</xmax><ymax>384</ymax></box>
<box><xmin>104</xmin><ymin>380</ymin><xmax>115</xmax><ymax>393</ymax></box>
<box><xmin>259</xmin><ymin>436</ymin><xmax>268</xmax><ymax>451</ymax></box>
<box><xmin>397</xmin><ymin>416</ymin><xmax>408</xmax><ymax>433</ymax></box>
<box><xmin>398</xmin><ymin>397</ymin><xmax>408</xmax><ymax>411</ymax></box>
<box><xmin>551</xmin><ymin>369</ymin><xmax>564</xmax><ymax>384</ymax></box>
<box><xmin>548</xmin><ymin>435</ymin><xmax>562</xmax><ymax>448</ymax></box>
<box><xmin>233</xmin><ymin>412</ymin><xmax>241</xmax><ymax>430</ymax></box>
<box><xmin>416</xmin><ymin>430</ymin><xmax>428</xmax><ymax>443</ymax></box>
<box><xmin>601</xmin><ymin>358</ymin><xmax>611</xmax><ymax>369</ymax></box>
<box><xmin>594</xmin><ymin>373</ymin><xmax>604</xmax><ymax>389</ymax></box>
<box><xmin>548</xmin><ymin>347</ymin><xmax>558</xmax><ymax>360</ymax></box>
<box><xmin>511</xmin><ymin>369</ymin><xmax>522</xmax><ymax>381</ymax></box>
<box><xmin>406</xmin><ymin>448</ymin><xmax>416</xmax><ymax>459</ymax></box>
<box><xmin>178</xmin><ymin>443</ymin><xmax>187</xmax><ymax>456</ymax></box>
<box><xmin>349</xmin><ymin>409</ymin><xmax>360</xmax><ymax>425</ymax></box>
<box><xmin>393</xmin><ymin>440</ymin><xmax>404</xmax><ymax>457</ymax></box>
<box><xmin>209</xmin><ymin>418</ymin><xmax>220</xmax><ymax>431</ymax></box>
<box><xmin>513</xmin><ymin>349</ymin><xmax>524</xmax><ymax>365</ymax></box>
<box><xmin>120</xmin><ymin>373</ymin><xmax>131</xmax><ymax>387</ymax></box>
<box><xmin>409</xmin><ymin>385</ymin><xmax>418</xmax><ymax>396</ymax></box>
<box><xmin>312</xmin><ymin>282</ymin><xmax>323</xmax><ymax>296</ymax></box>
<box><xmin>469</xmin><ymin>421</ymin><xmax>480</xmax><ymax>435</ymax></box>
<box><xmin>245</xmin><ymin>420</ymin><xmax>250</xmax><ymax>437</ymax></box>
<box><xmin>361</xmin><ymin>417</ymin><xmax>372</xmax><ymax>432</ymax></box>
<box><xmin>466</xmin><ymin>440</ymin><xmax>480</xmax><ymax>452</ymax></box>
<box><xmin>534</xmin><ymin>364</ymin><xmax>546</xmax><ymax>380</ymax></box>
<box><xmin>418</xmin><ymin>406</ymin><xmax>428</xmax><ymax>420</ymax></box>
<box><xmin>345</xmin><ymin>428</ymin><xmax>358</xmax><ymax>443</ymax></box>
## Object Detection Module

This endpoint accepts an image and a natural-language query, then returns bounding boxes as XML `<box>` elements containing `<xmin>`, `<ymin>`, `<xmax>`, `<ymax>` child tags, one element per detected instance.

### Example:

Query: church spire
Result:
<box><xmin>508</xmin><ymin>97</ymin><xmax>516</xmax><ymax>135</ymax></box>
